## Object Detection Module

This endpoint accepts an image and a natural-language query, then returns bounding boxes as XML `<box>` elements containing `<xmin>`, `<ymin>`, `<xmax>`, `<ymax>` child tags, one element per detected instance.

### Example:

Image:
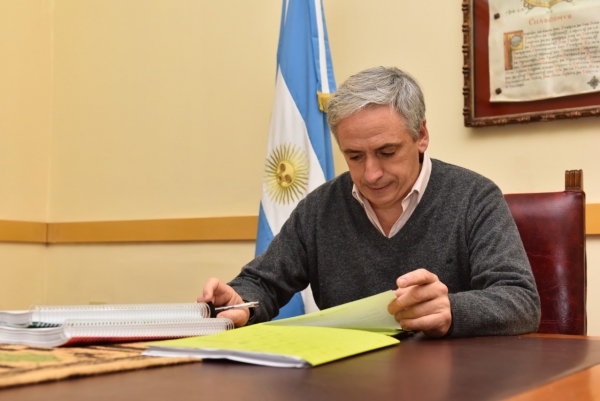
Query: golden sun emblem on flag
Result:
<box><xmin>264</xmin><ymin>144</ymin><xmax>309</xmax><ymax>204</ymax></box>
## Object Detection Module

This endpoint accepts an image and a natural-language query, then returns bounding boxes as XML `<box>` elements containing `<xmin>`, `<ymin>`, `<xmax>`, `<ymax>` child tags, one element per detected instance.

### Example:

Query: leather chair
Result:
<box><xmin>504</xmin><ymin>170</ymin><xmax>586</xmax><ymax>335</ymax></box>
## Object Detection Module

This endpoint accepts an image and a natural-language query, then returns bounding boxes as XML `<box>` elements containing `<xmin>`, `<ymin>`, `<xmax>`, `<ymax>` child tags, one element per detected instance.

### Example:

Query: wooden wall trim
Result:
<box><xmin>47</xmin><ymin>216</ymin><xmax>259</xmax><ymax>243</ymax></box>
<box><xmin>1</xmin><ymin>204</ymin><xmax>599</xmax><ymax>244</ymax></box>
<box><xmin>0</xmin><ymin>220</ymin><xmax>47</xmax><ymax>243</ymax></box>
<box><xmin>587</xmin><ymin>204</ymin><xmax>600</xmax><ymax>236</ymax></box>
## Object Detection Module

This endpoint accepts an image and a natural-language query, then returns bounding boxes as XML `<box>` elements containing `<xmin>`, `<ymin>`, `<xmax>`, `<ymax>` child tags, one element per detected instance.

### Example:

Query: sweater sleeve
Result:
<box><xmin>227</xmin><ymin>200</ymin><xmax>312</xmax><ymax>324</ymax></box>
<box><xmin>447</xmin><ymin>182</ymin><xmax>541</xmax><ymax>337</ymax></box>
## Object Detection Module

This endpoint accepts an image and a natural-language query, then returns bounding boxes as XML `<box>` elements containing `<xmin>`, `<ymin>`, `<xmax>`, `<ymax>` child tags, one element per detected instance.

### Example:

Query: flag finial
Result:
<box><xmin>317</xmin><ymin>91</ymin><xmax>333</xmax><ymax>113</ymax></box>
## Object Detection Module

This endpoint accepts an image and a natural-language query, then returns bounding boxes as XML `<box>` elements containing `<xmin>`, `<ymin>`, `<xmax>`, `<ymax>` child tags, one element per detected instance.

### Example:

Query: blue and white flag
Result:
<box><xmin>255</xmin><ymin>0</ymin><xmax>336</xmax><ymax>319</ymax></box>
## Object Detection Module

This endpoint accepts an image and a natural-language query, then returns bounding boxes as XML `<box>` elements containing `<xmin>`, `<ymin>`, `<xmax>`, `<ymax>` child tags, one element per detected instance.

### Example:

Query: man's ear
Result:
<box><xmin>417</xmin><ymin>119</ymin><xmax>429</xmax><ymax>154</ymax></box>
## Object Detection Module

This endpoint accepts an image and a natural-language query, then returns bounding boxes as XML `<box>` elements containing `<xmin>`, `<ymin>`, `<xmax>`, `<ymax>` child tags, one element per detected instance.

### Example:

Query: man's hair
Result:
<box><xmin>327</xmin><ymin>66</ymin><xmax>426</xmax><ymax>142</ymax></box>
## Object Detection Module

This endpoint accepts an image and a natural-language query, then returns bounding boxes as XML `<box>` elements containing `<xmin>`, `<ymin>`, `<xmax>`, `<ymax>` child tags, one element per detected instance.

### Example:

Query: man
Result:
<box><xmin>200</xmin><ymin>66</ymin><xmax>541</xmax><ymax>337</ymax></box>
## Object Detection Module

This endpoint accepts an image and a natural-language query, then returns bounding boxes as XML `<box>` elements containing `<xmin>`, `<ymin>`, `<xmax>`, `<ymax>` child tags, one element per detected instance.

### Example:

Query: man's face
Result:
<box><xmin>337</xmin><ymin>105</ymin><xmax>429</xmax><ymax>214</ymax></box>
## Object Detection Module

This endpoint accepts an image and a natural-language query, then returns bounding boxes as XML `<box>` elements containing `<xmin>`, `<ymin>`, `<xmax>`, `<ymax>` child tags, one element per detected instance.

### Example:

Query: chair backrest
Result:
<box><xmin>504</xmin><ymin>170</ymin><xmax>587</xmax><ymax>335</ymax></box>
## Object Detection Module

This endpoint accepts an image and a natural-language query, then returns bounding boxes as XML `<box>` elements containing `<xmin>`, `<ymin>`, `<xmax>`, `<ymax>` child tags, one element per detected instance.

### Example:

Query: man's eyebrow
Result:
<box><xmin>374</xmin><ymin>143</ymin><xmax>400</xmax><ymax>151</ymax></box>
<box><xmin>342</xmin><ymin>143</ymin><xmax>402</xmax><ymax>154</ymax></box>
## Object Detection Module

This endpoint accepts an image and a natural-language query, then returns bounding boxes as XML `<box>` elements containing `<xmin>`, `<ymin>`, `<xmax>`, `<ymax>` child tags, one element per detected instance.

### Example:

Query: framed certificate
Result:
<box><xmin>462</xmin><ymin>0</ymin><xmax>600</xmax><ymax>127</ymax></box>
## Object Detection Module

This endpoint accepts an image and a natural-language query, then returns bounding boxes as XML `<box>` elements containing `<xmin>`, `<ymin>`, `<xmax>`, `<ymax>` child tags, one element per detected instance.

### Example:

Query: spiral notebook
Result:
<box><xmin>0</xmin><ymin>303</ymin><xmax>233</xmax><ymax>347</ymax></box>
<box><xmin>0</xmin><ymin>302</ymin><xmax>213</xmax><ymax>328</ymax></box>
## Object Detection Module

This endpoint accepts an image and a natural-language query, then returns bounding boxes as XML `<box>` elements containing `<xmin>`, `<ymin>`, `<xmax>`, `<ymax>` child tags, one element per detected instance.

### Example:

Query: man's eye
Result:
<box><xmin>381</xmin><ymin>152</ymin><xmax>395</xmax><ymax>158</ymax></box>
<box><xmin>349</xmin><ymin>155</ymin><xmax>362</xmax><ymax>161</ymax></box>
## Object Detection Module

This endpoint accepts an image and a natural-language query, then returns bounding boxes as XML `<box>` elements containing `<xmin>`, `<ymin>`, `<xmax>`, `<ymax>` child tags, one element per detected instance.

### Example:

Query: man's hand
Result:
<box><xmin>387</xmin><ymin>269</ymin><xmax>452</xmax><ymax>337</ymax></box>
<box><xmin>199</xmin><ymin>278</ymin><xmax>250</xmax><ymax>327</ymax></box>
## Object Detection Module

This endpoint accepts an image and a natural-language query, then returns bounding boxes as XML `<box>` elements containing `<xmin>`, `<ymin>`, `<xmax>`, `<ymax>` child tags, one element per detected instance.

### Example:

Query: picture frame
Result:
<box><xmin>462</xmin><ymin>0</ymin><xmax>600</xmax><ymax>127</ymax></box>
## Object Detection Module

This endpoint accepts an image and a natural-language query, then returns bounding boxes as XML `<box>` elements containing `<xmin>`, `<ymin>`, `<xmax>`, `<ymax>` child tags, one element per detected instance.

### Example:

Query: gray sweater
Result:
<box><xmin>230</xmin><ymin>159</ymin><xmax>541</xmax><ymax>337</ymax></box>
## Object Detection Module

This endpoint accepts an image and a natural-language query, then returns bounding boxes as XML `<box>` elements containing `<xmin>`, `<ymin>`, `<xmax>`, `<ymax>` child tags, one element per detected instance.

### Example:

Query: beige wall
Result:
<box><xmin>1</xmin><ymin>0</ymin><xmax>598</xmax><ymax>334</ymax></box>
<box><xmin>0</xmin><ymin>1</ymin><xmax>52</xmax><ymax>221</ymax></box>
<box><xmin>0</xmin><ymin>1</ymin><xmax>52</xmax><ymax>309</ymax></box>
<box><xmin>50</xmin><ymin>0</ymin><xmax>279</xmax><ymax>221</ymax></box>
<box><xmin>0</xmin><ymin>244</ymin><xmax>47</xmax><ymax>310</ymax></box>
<box><xmin>45</xmin><ymin>243</ymin><xmax>251</xmax><ymax>305</ymax></box>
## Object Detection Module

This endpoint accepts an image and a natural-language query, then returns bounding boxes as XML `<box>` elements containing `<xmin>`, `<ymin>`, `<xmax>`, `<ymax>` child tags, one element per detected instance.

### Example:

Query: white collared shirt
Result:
<box><xmin>351</xmin><ymin>153</ymin><xmax>432</xmax><ymax>238</ymax></box>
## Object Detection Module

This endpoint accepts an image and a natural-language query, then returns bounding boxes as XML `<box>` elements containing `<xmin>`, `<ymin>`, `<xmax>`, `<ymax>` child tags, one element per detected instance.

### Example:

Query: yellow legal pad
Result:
<box><xmin>145</xmin><ymin>324</ymin><xmax>399</xmax><ymax>368</ymax></box>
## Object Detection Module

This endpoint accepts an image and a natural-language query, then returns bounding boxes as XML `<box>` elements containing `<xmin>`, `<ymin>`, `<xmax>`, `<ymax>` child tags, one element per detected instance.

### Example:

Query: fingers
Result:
<box><xmin>396</xmin><ymin>268</ymin><xmax>438</xmax><ymax>289</ymax></box>
<box><xmin>200</xmin><ymin>278</ymin><xmax>243</xmax><ymax>305</ymax></box>
<box><xmin>397</xmin><ymin>308</ymin><xmax>452</xmax><ymax>338</ymax></box>
<box><xmin>198</xmin><ymin>278</ymin><xmax>249</xmax><ymax>327</ymax></box>
<box><xmin>388</xmin><ymin>269</ymin><xmax>452</xmax><ymax>337</ymax></box>
<box><xmin>388</xmin><ymin>280</ymin><xmax>448</xmax><ymax>315</ymax></box>
<box><xmin>215</xmin><ymin>309</ymin><xmax>251</xmax><ymax>328</ymax></box>
<box><xmin>198</xmin><ymin>277</ymin><xmax>221</xmax><ymax>303</ymax></box>
<box><xmin>389</xmin><ymin>294</ymin><xmax>452</xmax><ymax>337</ymax></box>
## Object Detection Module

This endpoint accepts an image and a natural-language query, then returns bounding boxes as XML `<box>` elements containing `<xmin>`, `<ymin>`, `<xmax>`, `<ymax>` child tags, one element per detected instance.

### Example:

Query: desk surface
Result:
<box><xmin>2</xmin><ymin>334</ymin><xmax>600</xmax><ymax>401</ymax></box>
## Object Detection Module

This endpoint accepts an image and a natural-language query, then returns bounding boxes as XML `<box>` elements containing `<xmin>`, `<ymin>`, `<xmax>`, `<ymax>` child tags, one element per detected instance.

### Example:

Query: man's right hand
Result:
<box><xmin>199</xmin><ymin>278</ymin><xmax>250</xmax><ymax>327</ymax></box>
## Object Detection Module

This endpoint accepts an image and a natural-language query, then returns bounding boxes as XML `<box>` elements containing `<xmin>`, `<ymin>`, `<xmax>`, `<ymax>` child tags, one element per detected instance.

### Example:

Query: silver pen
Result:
<box><xmin>215</xmin><ymin>301</ymin><xmax>259</xmax><ymax>312</ymax></box>
<box><xmin>208</xmin><ymin>301</ymin><xmax>259</xmax><ymax>317</ymax></box>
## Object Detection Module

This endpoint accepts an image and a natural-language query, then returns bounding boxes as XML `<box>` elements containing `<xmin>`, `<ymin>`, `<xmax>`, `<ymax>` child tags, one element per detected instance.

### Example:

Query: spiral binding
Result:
<box><xmin>61</xmin><ymin>318</ymin><xmax>234</xmax><ymax>345</ymax></box>
<box><xmin>29</xmin><ymin>303</ymin><xmax>212</xmax><ymax>327</ymax></box>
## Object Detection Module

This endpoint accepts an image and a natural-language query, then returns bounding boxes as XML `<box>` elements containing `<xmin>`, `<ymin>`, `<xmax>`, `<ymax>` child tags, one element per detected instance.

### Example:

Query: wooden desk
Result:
<box><xmin>2</xmin><ymin>334</ymin><xmax>600</xmax><ymax>401</ymax></box>
<box><xmin>505</xmin><ymin>334</ymin><xmax>600</xmax><ymax>401</ymax></box>
<box><xmin>506</xmin><ymin>364</ymin><xmax>600</xmax><ymax>400</ymax></box>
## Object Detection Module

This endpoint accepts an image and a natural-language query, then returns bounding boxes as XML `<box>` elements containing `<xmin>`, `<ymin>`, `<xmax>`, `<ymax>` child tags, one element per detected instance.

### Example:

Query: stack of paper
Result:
<box><xmin>0</xmin><ymin>303</ymin><xmax>234</xmax><ymax>347</ymax></box>
<box><xmin>144</xmin><ymin>291</ymin><xmax>403</xmax><ymax>367</ymax></box>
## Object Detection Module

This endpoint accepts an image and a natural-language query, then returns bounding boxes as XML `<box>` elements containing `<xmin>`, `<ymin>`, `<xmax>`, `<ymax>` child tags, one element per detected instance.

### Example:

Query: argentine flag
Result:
<box><xmin>256</xmin><ymin>0</ymin><xmax>336</xmax><ymax>319</ymax></box>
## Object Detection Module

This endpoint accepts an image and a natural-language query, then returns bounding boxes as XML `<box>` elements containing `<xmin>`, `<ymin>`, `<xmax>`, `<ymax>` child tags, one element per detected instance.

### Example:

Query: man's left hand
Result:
<box><xmin>388</xmin><ymin>268</ymin><xmax>452</xmax><ymax>337</ymax></box>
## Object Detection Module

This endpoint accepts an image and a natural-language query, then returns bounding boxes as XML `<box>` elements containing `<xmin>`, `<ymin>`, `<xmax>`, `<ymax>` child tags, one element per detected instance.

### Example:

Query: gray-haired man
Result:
<box><xmin>200</xmin><ymin>66</ymin><xmax>541</xmax><ymax>337</ymax></box>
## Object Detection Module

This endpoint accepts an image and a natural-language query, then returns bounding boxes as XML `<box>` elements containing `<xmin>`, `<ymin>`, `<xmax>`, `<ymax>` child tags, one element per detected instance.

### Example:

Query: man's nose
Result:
<box><xmin>364</xmin><ymin>156</ymin><xmax>383</xmax><ymax>184</ymax></box>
